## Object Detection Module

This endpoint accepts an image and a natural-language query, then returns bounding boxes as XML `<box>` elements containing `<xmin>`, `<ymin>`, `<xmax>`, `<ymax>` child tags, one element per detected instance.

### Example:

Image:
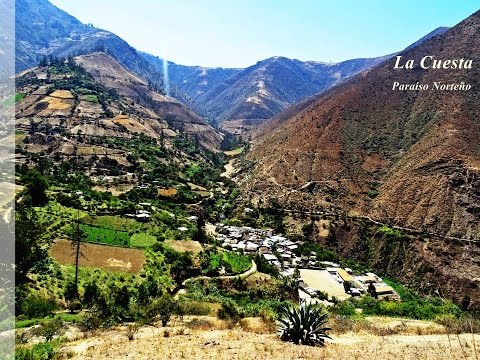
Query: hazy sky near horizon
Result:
<box><xmin>50</xmin><ymin>0</ymin><xmax>479</xmax><ymax>68</ymax></box>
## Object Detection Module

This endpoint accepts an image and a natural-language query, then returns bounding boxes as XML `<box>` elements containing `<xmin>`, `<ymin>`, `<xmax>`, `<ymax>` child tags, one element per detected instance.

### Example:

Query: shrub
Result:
<box><xmin>126</xmin><ymin>323</ymin><xmax>140</xmax><ymax>341</ymax></box>
<box><xmin>186</xmin><ymin>318</ymin><xmax>214</xmax><ymax>331</ymax></box>
<box><xmin>78</xmin><ymin>309</ymin><xmax>102</xmax><ymax>332</ymax></box>
<box><xmin>177</xmin><ymin>301</ymin><xmax>211</xmax><ymax>316</ymax></box>
<box><xmin>150</xmin><ymin>294</ymin><xmax>176</xmax><ymax>327</ymax></box>
<box><xmin>33</xmin><ymin>318</ymin><xmax>64</xmax><ymax>341</ymax></box>
<box><xmin>15</xmin><ymin>342</ymin><xmax>56</xmax><ymax>360</ymax></box>
<box><xmin>20</xmin><ymin>294</ymin><xmax>57</xmax><ymax>318</ymax></box>
<box><xmin>277</xmin><ymin>301</ymin><xmax>331</xmax><ymax>347</ymax></box>
<box><xmin>217</xmin><ymin>300</ymin><xmax>244</xmax><ymax>323</ymax></box>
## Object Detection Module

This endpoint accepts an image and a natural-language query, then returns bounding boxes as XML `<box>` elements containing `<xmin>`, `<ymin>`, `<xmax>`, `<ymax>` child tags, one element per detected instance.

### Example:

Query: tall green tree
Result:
<box><xmin>15</xmin><ymin>201</ymin><xmax>47</xmax><ymax>284</ymax></box>
<box><xmin>21</xmin><ymin>169</ymin><xmax>49</xmax><ymax>206</ymax></box>
<box><xmin>70</xmin><ymin>210</ymin><xmax>86</xmax><ymax>297</ymax></box>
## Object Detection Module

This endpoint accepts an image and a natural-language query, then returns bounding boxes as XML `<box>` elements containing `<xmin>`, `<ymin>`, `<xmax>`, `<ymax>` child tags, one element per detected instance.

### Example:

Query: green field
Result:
<box><xmin>130</xmin><ymin>233</ymin><xmax>157</xmax><ymax>247</ymax></box>
<box><xmin>82</xmin><ymin>215</ymin><xmax>140</xmax><ymax>232</ymax></box>
<box><xmin>80</xmin><ymin>224</ymin><xmax>130</xmax><ymax>247</ymax></box>
<box><xmin>222</xmin><ymin>252</ymin><xmax>251</xmax><ymax>274</ymax></box>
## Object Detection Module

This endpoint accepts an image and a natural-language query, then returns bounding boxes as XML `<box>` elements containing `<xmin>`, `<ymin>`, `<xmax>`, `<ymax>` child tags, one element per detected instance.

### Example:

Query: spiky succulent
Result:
<box><xmin>277</xmin><ymin>301</ymin><xmax>332</xmax><ymax>346</ymax></box>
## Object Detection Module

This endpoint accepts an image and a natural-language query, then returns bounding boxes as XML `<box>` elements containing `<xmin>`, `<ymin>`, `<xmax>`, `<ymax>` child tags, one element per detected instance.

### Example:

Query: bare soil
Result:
<box><xmin>164</xmin><ymin>240</ymin><xmax>203</xmax><ymax>254</ymax></box>
<box><xmin>50</xmin><ymin>239</ymin><xmax>145</xmax><ymax>273</ymax></box>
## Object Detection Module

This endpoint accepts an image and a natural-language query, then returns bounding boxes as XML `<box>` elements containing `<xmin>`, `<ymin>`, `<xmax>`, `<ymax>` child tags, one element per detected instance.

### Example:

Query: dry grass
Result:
<box><xmin>57</xmin><ymin>315</ymin><xmax>480</xmax><ymax>360</ymax></box>
<box><xmin>50</xmin><ymin>239</ymin><xmax>145</xmax><ymax>273</ymax></box>
<box><xmin>330</xmin><ymin>317</ymin><xmax>446</xmax><ymax>336</ymax></box>
<box><xmin>111</xmin><ymin>115</ymin><xmax>156</xmax><ymax>137</ymax></box>
<box><xmin>49</xmin><ymin>90</ymin><xmax>75</xmax><ymax>99</ymax></box>
<box><xmin>165</xmin><ymin>240</ymin><xmax>203</xmax><ymax>254</ymax></box>
<box><xmin>188</xmin><ymin>182</ymin><xmax>207</xmax><ymax>191</ymax></box>
<box><xmin>158</xmin><ymin>187</ymin><xmax>178</xmax><ymax>197</ymax></box>
<box><xmin>224</xmin><ymin>147</ymin><xmax>244</xmax><ymax>157</ymax></box>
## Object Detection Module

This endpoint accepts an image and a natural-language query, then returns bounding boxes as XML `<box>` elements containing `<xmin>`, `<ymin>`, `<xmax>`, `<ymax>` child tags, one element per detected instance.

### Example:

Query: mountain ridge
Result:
<box><xmin>245</xmin><ymin>10</ymin><xmax>480</xmax><ymax>238</ymax></box>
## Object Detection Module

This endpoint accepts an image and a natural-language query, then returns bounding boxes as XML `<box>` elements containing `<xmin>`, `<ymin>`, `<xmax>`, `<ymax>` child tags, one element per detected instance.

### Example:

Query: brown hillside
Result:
<box><xmin>246</xmin><ymin>10</ymin><xmax>480</xmax><ymax>240</ymax></box>
<box><xmin>75</xmin><ymin>53</ymin><xmax>222</xmax><ymax>152</ymax></box>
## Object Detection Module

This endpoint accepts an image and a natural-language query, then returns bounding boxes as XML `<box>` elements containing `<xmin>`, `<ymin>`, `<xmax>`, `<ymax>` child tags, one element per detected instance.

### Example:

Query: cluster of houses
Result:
<box><xmin>125</xmin><ymin>202</ymin><xmax>153</xmax><ymax>221</ymax></box>
<box><xmin>215</xmin><ymin>224</ymin><xmax>400</xmax><ymax>301</ymax></box>
<box><xmin>353</xmin><ymin>272</ymin><xmax>400</xmax><ymax>300</ymax></box>
<box><xmin>215</xmin><ymin>224</ymin><xmax>310</xmax><ymax>275</ymax></box>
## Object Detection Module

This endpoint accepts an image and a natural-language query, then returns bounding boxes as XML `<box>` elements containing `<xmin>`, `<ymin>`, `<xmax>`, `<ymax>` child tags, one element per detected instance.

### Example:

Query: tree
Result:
<box><xmin>367</xmin><ymin>283</ymin><xmax>377</xmax><ymax>299</ymax></box>
<box><xmin>193</xmin><ymin>210</ymin><xmax>207</xmax><ymax>243</ymax></box>
<box><xmin>70</xmin><ymin>210</ymin><xmax>86</xmax><ymax>297</ymax></box>
<box><xmin>343</xmin><ymin>281</ymin><xmax>353</xmax><ymax>293</ymax></box>
<box><xmin>15</xmin><ymin>201</ymin><xmax>47</xmax><ymax>284</ymax></box>
<box><xmin>64</xmin><ymin>280</ymin><xmax>81</xmax><ymax>312</ymax></box>
<box><xmin>83</xmin><ymin>280</ymin><xmax>99</xmax><ymax>307</ymax></box>
<box><xmin>153</xmin><ymin>294</ymin><xmax>176</xmax><ymax>327</ymax></box>
<box><xmin>21</xmin><ymin>170</ymin><xmax>49</xmax><ymax>206</ymax></box>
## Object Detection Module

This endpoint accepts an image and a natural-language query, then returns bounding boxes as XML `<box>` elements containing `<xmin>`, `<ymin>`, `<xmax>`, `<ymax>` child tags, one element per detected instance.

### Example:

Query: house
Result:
<box><xmin>263</xmin><ymin>253</ymin><xmax>278</xmax><ymax>262</ymax></box>
<box><xmin>360</xmin><ymin>275</ymin><xmax>377</xmax><ymax>284</ymax></box>
<box><xmin>136</xmin><ymin>213</ymin><xmax>150</xmax><ymax>222</ymax></box>
<box><xmin>245</xmin><ymin>242</ymin><xmax>259</xmax><ymax>252</ymax></box>
<box><xmin>351</xmin><ymin>288</ymin><xmax>361</xmax><ymax>297</ymax></box>
<box><xmin>258</xmin><ymin>246</ymin><xmax>269</xmax><ymax>254</ymax></box>
<box><xmin>336</xmin><ymin>268</ymin><xmax>353</xmax><ymax>283</ymax></box>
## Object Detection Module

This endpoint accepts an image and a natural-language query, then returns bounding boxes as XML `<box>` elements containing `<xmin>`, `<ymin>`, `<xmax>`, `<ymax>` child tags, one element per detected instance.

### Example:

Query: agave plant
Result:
<box><xmin>277</xmin><ymin>301</ymin><xmax>332</xmax><ymax>346</ymax></box>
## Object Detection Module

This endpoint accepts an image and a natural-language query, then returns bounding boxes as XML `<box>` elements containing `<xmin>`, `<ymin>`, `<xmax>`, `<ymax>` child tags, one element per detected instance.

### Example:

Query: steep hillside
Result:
<box><xmin>75</xmin><ymin>53</ymin><xmax>222</xmax><ymax>152</ymax></box>
<box><xmin>141</xmin><ymin>52</ymin><xmax>241</xmax><ymax>109</ymax></box>
<box><xmin>15</xmin><ymin>56</ymin><xmax>223</xmax><ymax>179</ymax></box>
<box><xmin>14</xmin><ymin>0</ymin><xmax>187</xmax><ymax>104</ymax></box>
<box><xmin>246</xmin><ymin>10</ymin><xmax>480</xmax><ymax>240</ymax></box>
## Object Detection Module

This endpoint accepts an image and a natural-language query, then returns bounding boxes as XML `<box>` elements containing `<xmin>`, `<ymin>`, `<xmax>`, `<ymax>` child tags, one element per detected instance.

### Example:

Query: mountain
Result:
<box><xmin>14</xmin><ymin>0</ymin><xmax>189</xmax><ymax>104</ymax></box>
<box><xmin>142</xmin><ymin>28</ymin><xmax>448</xmax><ymax>133</ymax></box>
<box><xmin>143</xmin><ymin>54</ymin><xmax>388</xmax><ymax>132</ymax></box>
<box><xmin>74</xmin><ymin>52</ymin><xmax>222</xmax><ymax>152</ymax></box>
<box><xmin>247</xmin><ymin>12</ymin><xmax>479</xmax><ymax>238</ymax></box>
<box><xmin>140</xmin><ymin>52</ymin><xmax>241</xmax><ymax>105</ymax></box>
<box><xmin>15</xmin><ymin>53</ymin><xmax>223</xmax><ymax>174</ymax></box>
<box><xmin>243</xmin><ymin>11</ymin><xmax>480</xmax><ymax>304</ymax></box>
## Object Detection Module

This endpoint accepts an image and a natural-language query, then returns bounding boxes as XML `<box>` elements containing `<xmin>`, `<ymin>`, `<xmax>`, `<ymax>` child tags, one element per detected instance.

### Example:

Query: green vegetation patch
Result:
<box><xmin>130</xmin><ymin>233</ymin><xmax>157</xmax><ymax>248</ymax></box>
<box><xmin>84</xmin><ymin>94</ymin><xmax>98</xmax><ymax>103</ymax></box>
<box><xmin>80</xmin><ymin>224</ymin><xmax>130</xmax><ymax>247</ymax></box>
<box><xmin>222</xmin><ymin>252</ymin><xmax>251</xmax><ymax>274</ymax></box>
<box><xmin>82</xmin><ymin>215</ymin><xmax>139</xmax><ymax>232</ymax></box>
<box><xmin>376</xmin><ymin>225</ymin><xmax>404</xmax><ymax>238</ymax></box>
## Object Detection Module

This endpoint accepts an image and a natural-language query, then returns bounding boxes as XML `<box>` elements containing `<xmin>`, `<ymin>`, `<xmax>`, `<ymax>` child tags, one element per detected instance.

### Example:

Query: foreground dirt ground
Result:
<box><xmin>60</xmin><ymin>316</ymin><xmax>480</xmax><ymax>360</ymax></box>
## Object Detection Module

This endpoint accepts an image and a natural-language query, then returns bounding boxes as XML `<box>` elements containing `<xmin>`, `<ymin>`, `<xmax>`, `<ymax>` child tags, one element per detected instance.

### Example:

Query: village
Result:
<box><xmin>215</xmin><ymin>224</ymin><xmax>401</xmax><ymax>304</ymax></box>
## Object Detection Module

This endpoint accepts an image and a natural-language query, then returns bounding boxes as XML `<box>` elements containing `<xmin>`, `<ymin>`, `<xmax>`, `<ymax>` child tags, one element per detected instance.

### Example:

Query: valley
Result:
<box><xmin>4</xmin><ymin>1</ymin><xmax>480</xmax><ymax>359</ymax></box>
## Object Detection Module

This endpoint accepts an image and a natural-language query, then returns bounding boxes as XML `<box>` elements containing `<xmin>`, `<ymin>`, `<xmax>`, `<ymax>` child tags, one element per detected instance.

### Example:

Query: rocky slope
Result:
<box><xmin>245</xmin><ymin>10</ymin><xmax>480</xmax><ymax>240</ymax></box>
<box><xmin>15</xmin><ymin>54</ymin><xmax>223</xmax><ymax>175</ymax></box>
<box><xmin>75</xmin><ymin>53</ymin><xmax>222</xmax><ymax>152</ymax></box>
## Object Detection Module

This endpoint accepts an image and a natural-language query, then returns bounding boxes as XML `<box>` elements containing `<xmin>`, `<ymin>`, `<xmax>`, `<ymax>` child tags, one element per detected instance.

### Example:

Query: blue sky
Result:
<box><xmin>50</xmin><ymin>0</ymin><xmax>479</xmax><ymax>68</ymax></box>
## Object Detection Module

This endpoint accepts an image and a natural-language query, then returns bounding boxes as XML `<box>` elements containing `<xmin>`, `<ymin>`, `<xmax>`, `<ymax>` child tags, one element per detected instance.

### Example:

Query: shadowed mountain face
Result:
<box><xmin>14</xmin><ymin>0</ymin><xmax>191</xmax><ymax>104</ymax></box>
<box><xmin>246</xmin><ymin>10</ymin><xmax>480</xmax><ymax>240</ymax></box>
